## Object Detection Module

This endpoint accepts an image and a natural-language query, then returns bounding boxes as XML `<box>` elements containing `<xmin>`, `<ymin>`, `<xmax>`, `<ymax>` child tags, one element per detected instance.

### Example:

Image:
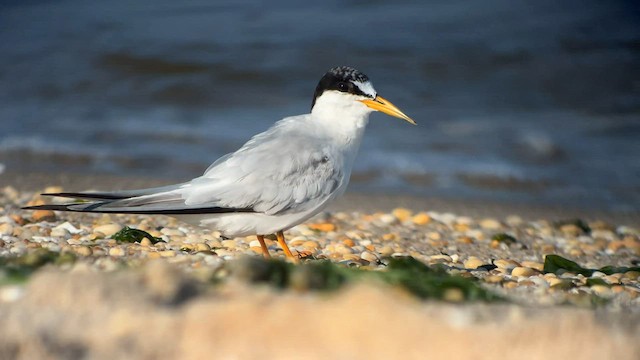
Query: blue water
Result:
<box><xmin>0</xmin><ymin>0</ymin><xmax>639</xmax><ymax>211</ymax></box>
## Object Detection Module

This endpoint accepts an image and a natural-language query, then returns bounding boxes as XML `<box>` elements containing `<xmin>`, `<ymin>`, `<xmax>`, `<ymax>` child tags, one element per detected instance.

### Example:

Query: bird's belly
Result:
<box><xmin>175</xmin><ymin>208</ymin><xmax>323</xmax><ymax>238</ymax></box>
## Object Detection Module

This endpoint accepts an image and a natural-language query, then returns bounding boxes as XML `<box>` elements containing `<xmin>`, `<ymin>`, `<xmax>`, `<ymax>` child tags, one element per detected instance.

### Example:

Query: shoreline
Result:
<box><xmin>2</xmin><ymin>170</ymin><xmax>638</xmax><ymax>226</ymax></box>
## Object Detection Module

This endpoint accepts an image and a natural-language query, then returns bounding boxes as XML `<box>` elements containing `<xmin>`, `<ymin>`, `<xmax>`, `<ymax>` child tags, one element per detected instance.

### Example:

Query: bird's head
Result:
<box><xmin>311</xmin><ymin>66</ymin><xmax>416</xmax><ymax>125</ymax></box>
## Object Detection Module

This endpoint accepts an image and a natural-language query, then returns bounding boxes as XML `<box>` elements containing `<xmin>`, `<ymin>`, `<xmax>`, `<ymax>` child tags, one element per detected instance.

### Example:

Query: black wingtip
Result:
<box><xmin>41</xmin><ymin>192</ymin><xmax>129</xmax><ymax>200</ymax></box>
<box><xmin>21</xmin><ymin>204</ymin><xmax>72</xmax><ymax>211</ymax></box>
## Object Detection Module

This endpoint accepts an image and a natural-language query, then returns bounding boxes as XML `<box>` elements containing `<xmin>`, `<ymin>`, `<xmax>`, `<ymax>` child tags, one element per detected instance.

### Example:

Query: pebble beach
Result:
<box><xmin>1</xmin><ymin>174</ymin><xmax>640</xmax><ymax>359</ymax></box>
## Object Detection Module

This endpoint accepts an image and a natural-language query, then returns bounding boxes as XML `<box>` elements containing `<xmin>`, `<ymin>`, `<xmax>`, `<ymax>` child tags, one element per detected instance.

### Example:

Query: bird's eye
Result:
<box><xmin>337</xmin><ymin>82</ymin><xmax>349</xmax><ymax>92</ymax></box>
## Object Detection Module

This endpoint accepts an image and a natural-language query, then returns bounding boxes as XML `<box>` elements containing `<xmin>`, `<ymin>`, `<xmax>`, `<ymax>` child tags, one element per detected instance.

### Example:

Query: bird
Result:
<box><xmin>23</xmin><ymin>66</ymin><xmax>415</xmax><ymax>262</ymax></box>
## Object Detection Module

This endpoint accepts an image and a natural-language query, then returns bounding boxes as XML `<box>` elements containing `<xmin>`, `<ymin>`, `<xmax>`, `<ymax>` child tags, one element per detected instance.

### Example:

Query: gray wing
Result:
<box><xmin>28</xmin><ymin>115</ymin><xmax>345</xmax><ymax>215</ymax></box>
<box><xmin>182</xmin><ymin>115</ymin><xmax>345</xmax><ymax>215</ymax></box>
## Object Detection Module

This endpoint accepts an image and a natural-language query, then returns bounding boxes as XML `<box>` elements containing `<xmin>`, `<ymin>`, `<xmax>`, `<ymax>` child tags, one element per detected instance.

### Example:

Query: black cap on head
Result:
<box><xmin>311</xmin><ymin>66</ymin><xmax>374</xmax><ymax>110</ymax></box>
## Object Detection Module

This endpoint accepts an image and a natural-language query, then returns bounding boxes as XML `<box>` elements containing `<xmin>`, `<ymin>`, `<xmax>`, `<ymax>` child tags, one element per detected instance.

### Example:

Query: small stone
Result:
<box><xmin>479</xmin><ymin>218</ymin><xmax>502</xmax><ymax>230</ymax></box>
<box><xmin>180</xmin><ymin>244</ymin><xmax>195</xmax><ymax>251</ymax></box>
<box><xmin>392</xmin><ymin>208</ymin><xmax>412</xmax><ymax>222</ymax></box>
<box><xmin>379</xmin><ymin>246</ymin><xmax>394</xmax><ymax>256</ymax></box>
<box><xmin>379</xmin><ymin>214</ymin><xmax>396</xmax><ymax>224</ymax></box>
<box><xmin>430</xmin><ymin>254</ymin><xmax>452</xmax><ymax>263</ymax></box>
<box><xmin>221</xmin><ymin>240</ymin><xmax>237</xmax><ymax>249</ymax></box>
<box><xmin>591</xmin><ymin>285</ymin><xmax>613</xmax><ymax>297</ymax></box>
<box><xmin>195</xmin><ymin>243</ymin><xmax>211</xmax><ymax>252</ymax></box>
<box><xmin>511</xmin><ymin>267</ymin><xmax>538</xmax><ymax>277</ymax></box>
<box><xmin>161</xmin><ymin>228</ymin><xmax>185</xmax><ymax>237</ymax></box>
<box><xmin>10</xmin><ymin>214</ymin><xmax>26</xmax><ymax>226</ymax></box>
<box><xmin>32</xmin><ymin>210</ymin><xmax>56</xmax><ymax>222</ymax></box>
<box><xmin>74</xmin><ymin>246</ymin><xmax>92</xmax><ymax>257</ymax></box>
<box><xmin>159</xmin><ymin>250</ymin><xmax>176</xmax><ymax>257</ymax></box>
<box><xmin>308</xmin><ymin>223</ymin><xmax>336</xmax><ymax>232</ymax></box>
<box><xmin>302</xmin><ymin>241</ymin><xmax>320</xmax><ymax>250</ymax></box>
<box><xmin>109</xmin><ymin>247</ymin><xmax>125</xmax><ymax>257</ymax></box>
<box><xmin>560</xmin><ymin>224</ymin><xmax>583</xmax><ymax>236</ymax></box>
<box><xmin>412</xmin><ymin>212</ymin><xmax>431</xmax><ymax>225</ymax></box>
<box><xmin>342</xmin><ymin>238</ymin><xmax>355</xmax><ymax>247</ymax></box>
<box><xmin>382</xmin><ymin>233</ymin><xmax>398</xmax><ymax>241</ymax></box>
<box><xmin>334</xmin><ymin>244</ymin><xmax>354</xmax><ymax>255</ymax></box>
<box><xmin>206</xmin><ymin>239</ymin><xmax>222</xmax><ymax>248</ymax></box>
<box><xmin>139</xmin><ymin>237</ymin><xmax>153</xmax><ymax>247</ymax></box>
<box><xmin>505</xmin><ymin>215</ymin><xmax>523</xmax><ymax>226</ymax></box>
<box><xmin>494</xmin><ymin>259</ymin><xmax>520</xmax><ymax>270</ymax></box>
<box><xmin>623</xmin><ymin>271</ymin><xmax>640</xmax><ymax>280</ymax></box>
<box><xmin>464</xmin><ymin>256</ymin><xmax>484</xmax><ymax>269</ymax></box>
<box><xmin>548</xmin><ymin>278</ymin><xmax>574</xmax><ymax>290</ymax></box>
<box><xmin>484</xmin><ymin>275</ymin><xmax>503</xmax><ymax>284</ymax></box>
<box><xmin>611</xmin><ymin>285</ymin><xmax>625</xmax><ymax>294</ymax></box>
<box><xmin>457</xmin><ymin>236</ymin><xmax>474</xmax><ymax>244</ymax></box>
<box><xmin>520</xmin><ymin>261</ymin><xmax>544</xmax><ymax>271</ymax></box>
<box><xmin>0</xmin><ymin>223</ymin><xmax>13</xmax><ymax>236</ymax></box>
<box><xmin>94</xmin><ymin>223</ymin><xmax>123</xmax><ymax>237</ymax></box>
<box><xmin>360</xmin><ymin>251</ymin><xmax>378</xmax><ymax>262</ymax></box>
<box><xmin>50</xmin><ymin>227</ymin><xmax>70</xmax><ymax>237</ymax></box>
<box><xmin>517</xmin><ymin>280</ymin><xmax>536</xmax><ymax>287</ymax></box>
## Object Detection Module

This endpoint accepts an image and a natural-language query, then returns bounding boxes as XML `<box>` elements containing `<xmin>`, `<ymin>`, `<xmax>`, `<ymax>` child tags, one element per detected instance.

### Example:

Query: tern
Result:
<box><xmin>24</xmin><ymin>66</ymin><xmax>415</xmax><ymax>261</ymax></box>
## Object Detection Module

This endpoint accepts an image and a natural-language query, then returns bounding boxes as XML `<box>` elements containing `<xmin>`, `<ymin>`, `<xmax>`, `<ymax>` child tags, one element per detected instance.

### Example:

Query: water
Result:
<box><xmin>1</xmin><ymin>0</ymin><xmax>639</xmax><ymax>211</ymax></box>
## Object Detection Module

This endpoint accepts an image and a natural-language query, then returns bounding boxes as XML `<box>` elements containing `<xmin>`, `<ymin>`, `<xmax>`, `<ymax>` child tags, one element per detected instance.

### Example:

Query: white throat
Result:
<box><xmin>311</xmin><ymin>91</ymin><xmax>373</xmax><ymax>135</ymax></box>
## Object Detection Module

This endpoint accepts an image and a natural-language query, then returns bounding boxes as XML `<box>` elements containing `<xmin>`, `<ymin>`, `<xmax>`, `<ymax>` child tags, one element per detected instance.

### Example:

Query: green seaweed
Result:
<box><xmin>378</xmin><ymin>257</ymin><xmax>502</xmax><ymax>301</ymax></box>
<box><xmin>228</xmin><ymin>256</ymin><xmax>502</xmax><ymax>302</ymax></box>
<box><xmin>585</xmin><ymin>278</ymin><xmax>609</xmax><ymax>287</ymax></box>
<box><xmin>491</xmin><ymin>233</ymin><xmax>517</xmax><ymax>244</ymax></box>
<box><xmin>554</xmin><ymin>219</ymin><xmax>590</xmax><ymax>234</ymax></box>
<box><xmin>0</xmin><ymin>249</ymin><xmax>77</xmax><ymax>285</ymax></box>
<box><xmin>111</xmin><ymin>226</ymin><xmax>163</xmax><ymax>244</ymax></box>
<box><xmin>543</xmin><ymin>254</ymin><xmax>640</xmax><ymax>277</ymax></box>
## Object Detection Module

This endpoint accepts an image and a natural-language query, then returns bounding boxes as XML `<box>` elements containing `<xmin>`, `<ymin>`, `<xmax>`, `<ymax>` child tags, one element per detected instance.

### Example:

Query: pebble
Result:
<box><xmin>221</xmin><ymin>240</ymin><xmax>238</xmax><ymax>249</ymax></box>
<box><xmin>360</xmin><ymin>251</ymin><xmax>378</xmax><ymax>262</ymax></box>
<box><xmin>308</xmin><ymin>223</ymin><xmax>336</xmax><ymax>232</ymax></box>
<box><xmin>109</xmin><ymin>247</ymin><xmax>125</xmax><ymax>257</ymax></box>
<box><xmin>464</xmin><ymin>256</ymin><xmax>484</xmax><ymax>269</ymax></box>
<box><xmin>94</xmin><ymin>223</ymin><xmax>123</xmax><ymax>237</ymax></box>
<box><xmin>511</xmin><ymin>267</ymin><xmax>538</xmax><ymax>277</ymax></box>
<box><xmin>520</xmin><ymin>261</ymin><xmax>544</xmax><ymax>271</ymax></box>
<box><xmin>412</xmin><ymin>212</ymin><xmax>431</xmax><ymax>225</ymax></box>
<box><xmin>392</xmin><ymin>208</ymin><xmax>412</xmax><ymax>222</ymax></box>
<box><xmin>0</xmin><ymin>223</ymin><xmax>14</xmax><ymax>236</ymax></box>
<box><xmin>494</xmin><ymin>259</ymin><xmax>520</xmax><ymax>270</ymax></box>
<box><xmin>74</xmin><ymin>246</ymin><xmax>92</xmax><ymax>257</ymax></box>
<box><xmin>430</xmin><ymin>254</ymin><xmax>452</xmax><ymax>263</ymax></box>
<box><xmin>590</xmin><ymin>285</ymin><xmax>614</xmax><ymax>298</ymax></box>
<box><xmin>484</xmin><ymin>275</ymin><xmax>504</xmax><ymax>284</ymax></box>
<box><xmin>479</xmin><ymin>218</ymin><xmax>502</xmax><ymax>230</ymax></box>
<box><xmin>195</xmin><ymin>243</ymin><xmax>211</xmax><ymax>252</ymax></box>
<box><xmin>32</xmin><ymin>210</ymin><xmax>56</xmax><ymax>222</ymax></box>
<box><xmin>161</xmin><ymin>228</ymin><xmax>185</xmax><ymax>237</ymax></box>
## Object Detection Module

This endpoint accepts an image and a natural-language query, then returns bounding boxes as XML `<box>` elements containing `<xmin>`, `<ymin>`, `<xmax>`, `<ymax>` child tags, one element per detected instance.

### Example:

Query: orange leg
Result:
<box><xmin>256</xmin><ymin>235</ymin><xmax>271</xmax><ymax>259</ymax></box>
<box><xmin>276</xmin><ymin>231</ymin><xmax>299</xmax><ymax>263</ymax></box>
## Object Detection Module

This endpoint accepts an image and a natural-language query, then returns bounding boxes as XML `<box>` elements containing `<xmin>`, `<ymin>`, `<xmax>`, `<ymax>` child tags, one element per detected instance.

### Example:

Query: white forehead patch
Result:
<box><xmin>353</xmin><ymin>80</ymin><xmax>377</xmax><ymax>98</ymax></box>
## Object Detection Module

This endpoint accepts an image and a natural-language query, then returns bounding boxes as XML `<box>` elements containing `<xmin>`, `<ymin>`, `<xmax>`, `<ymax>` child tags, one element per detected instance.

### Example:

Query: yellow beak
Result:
<box><xmin>359</xmin><ymin>96</ymin><xmax>416</xmax><ymax>125</ymax></box>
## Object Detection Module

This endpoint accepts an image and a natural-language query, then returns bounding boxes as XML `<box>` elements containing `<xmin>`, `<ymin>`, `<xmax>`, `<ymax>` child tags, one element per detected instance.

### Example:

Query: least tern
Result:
<box><xmin>24</xmin><ymin>66</ymin><xmax>415</xmax><ymax>261</ymax></box>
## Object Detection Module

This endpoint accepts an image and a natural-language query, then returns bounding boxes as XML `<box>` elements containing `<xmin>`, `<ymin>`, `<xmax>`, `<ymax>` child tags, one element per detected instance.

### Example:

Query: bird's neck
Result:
<box><xmin>310</xmin><ymin>94</ymin><xmax>371</xmax><ymax>143</ymax></box>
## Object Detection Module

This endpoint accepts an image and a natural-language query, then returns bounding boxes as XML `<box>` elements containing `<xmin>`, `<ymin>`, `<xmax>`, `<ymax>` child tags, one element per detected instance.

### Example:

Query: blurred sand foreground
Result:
<box><xmin>0</xmin><ymin>262</ymin><xmax>638</xmax><ymax>360</ymax></box>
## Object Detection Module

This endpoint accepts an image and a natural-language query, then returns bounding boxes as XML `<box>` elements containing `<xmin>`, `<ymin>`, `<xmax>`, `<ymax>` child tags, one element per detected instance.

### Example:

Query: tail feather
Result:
<box><xmin>42</xmin><ymin>192</ymin><xmax>130</xmax><ymax>200</ymax></box>
<box><xmin>22</xmin><ymin>204</ymin><xmax>88</xmax><ymax>212</ymax></box>
<box><xmin>22</xmin><ymin>203</ymin><xmax>255</xmax><ymax>215</ymax></box>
